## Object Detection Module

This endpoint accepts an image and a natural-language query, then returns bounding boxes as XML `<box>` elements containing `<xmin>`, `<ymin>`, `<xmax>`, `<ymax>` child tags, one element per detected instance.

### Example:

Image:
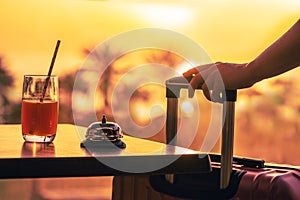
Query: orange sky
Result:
<box><xmin>0</xmin><ymin>0</ymin><xmax>300</xmax><ymax>165</ymax></box>
<box><xmin>0</xmin><ymin>0</ymin><xmax>299</xmax><ymax>100</ymax></box>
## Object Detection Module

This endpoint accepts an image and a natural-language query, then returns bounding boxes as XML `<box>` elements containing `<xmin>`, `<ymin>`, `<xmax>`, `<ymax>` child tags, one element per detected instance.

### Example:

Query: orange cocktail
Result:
<box><xmin>22</xmin><ymin>100</ymin><xmax>58</xmax><ymax>137</ymax></box>
<box><xmin>21</xmin><ymin>75</ymin><xmax>59</xmax><ymax>143</ymax></box>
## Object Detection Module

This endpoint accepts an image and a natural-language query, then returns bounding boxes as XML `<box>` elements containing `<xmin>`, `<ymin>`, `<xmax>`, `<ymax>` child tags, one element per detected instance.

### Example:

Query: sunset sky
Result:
<box><xmin>0</xmin><ymin>0</ymin><xmax>300</xmax><ymax>166</ymax></box>
<box><xmin>0</xmin><ymin>0</ymin><xmax>299</xmax><ymax>100</ymax></box>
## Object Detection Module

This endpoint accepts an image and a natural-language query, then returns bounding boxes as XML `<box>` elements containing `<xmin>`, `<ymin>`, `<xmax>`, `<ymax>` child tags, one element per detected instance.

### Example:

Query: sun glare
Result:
<box><xmin>131</xmin><ymin>103</ymin><xmax>150</xmax><ymax>125</ymax></box>
<box><xmin>134</xmin><ymin>3</ymin><xmax>191</xmax><ymax>26</ymax></box>
<box><xmin>176</xmin><ymin>63</ymin><xmax>194</xmax><ymax>74</ymax></box>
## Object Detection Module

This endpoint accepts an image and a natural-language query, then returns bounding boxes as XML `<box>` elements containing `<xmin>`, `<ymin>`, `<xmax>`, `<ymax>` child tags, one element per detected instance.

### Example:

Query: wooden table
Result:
<box><xmin>0</xmin><ymin>124</ymin><xmax>211</xmax><ymax>179</ymax></box>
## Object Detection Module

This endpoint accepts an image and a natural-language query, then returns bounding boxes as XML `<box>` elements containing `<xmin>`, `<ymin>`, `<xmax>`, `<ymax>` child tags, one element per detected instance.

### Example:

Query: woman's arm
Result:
<box><xmin>183</xmin><ymin>19</ymin><xmax>300</xmax><ymax>101</ymax></box>
<box><xmin>246</xmin><ymin>19</ymin><xmax>300</xmax><ymax>84</ymax></box>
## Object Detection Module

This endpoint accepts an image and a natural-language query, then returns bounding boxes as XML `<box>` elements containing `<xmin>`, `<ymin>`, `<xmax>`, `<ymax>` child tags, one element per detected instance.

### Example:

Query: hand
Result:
<box><xmin>183</xmin><ymin>62</ymin><xmax>253</xmax><ymax>102</ymax></box>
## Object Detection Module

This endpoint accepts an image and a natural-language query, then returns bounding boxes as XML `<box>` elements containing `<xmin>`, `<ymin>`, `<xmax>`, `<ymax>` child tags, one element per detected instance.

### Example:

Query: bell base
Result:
<box><xmin>80</xmin><ymin>139</ymin><xmax>126</xmax><ymax>149</ymax></box>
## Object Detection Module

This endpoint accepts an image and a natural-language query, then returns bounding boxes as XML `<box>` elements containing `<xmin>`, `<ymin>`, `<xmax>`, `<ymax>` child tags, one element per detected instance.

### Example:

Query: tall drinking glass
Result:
<box><xmin>21</xmin><ymin>75</ymin><xmax>59</xmax><ymax>142</ymax></box>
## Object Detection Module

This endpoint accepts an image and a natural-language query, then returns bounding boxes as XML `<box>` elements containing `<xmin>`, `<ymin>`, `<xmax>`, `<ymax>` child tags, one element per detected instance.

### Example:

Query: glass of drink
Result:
<box><xmin>21</xmin><ymin>75</ymin><xmax>59</xmax><ymax>142</ymax></box>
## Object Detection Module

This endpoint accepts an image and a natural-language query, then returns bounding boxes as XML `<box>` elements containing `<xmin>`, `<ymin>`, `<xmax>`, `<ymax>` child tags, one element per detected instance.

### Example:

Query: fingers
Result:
<box><xmin>201</xmin><ymin>77</ymin><xmax>221</xmax><ymax>102</ymax></box>
<box><xmin>187</xmin><ymin>68</ymin><xmax>226</xmax><ymax>103</ymax></box>
<box><xmin>183</xmin><ymin>68</ymin><xmax>199</xmax><ymax>77</ymax></box>
<box><xmin>183</xmin><ymin>63</ymin><xmax>216</xmax><ymax>77</ymax></box>
<box><xmin>199</xmin><ymin>81</ymin><xmax>224</xmax><ymax>103</ymax></box>
<box><xmin>187</xmin><ymin>66</ymin><xmax>213</xmax><ymax>98</ymax></box>
<box><xmin>187</xmin><ymin>65</ymin><xmax>216</xmax><ymax>97</ymax></box>
<box><xmin>183</xmin><ymin>62</ymin><xmax>227</xmax><ymax>102</ymax></box>
<box><xmin>188</xmin><ymin>72</ymin><xmax>204</xmax><ymax>98</ymax></box>
<box><xmin>201</xmin><ymin>83</ymin><xmax>211</xmax><ymax>101</ymax></box>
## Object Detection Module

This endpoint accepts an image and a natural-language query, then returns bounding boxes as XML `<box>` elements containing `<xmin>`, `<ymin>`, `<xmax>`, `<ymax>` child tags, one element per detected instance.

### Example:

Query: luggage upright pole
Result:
<box><xmin>165</xmin><ymin>77</ymin><xmax>190</xmax><ymax>184</ymax></box>
<box><xmin>220</xmin><ymin>90</ymin><xmax>237</xmax><ymax>189</ymax></box>
<box><xmin>166</xmin><ymin>98</ymin><xmax>178</xmax><ymax>146</ymax></box>
<box><xmin>165</xmin><ymin>76</ymin><xmax>190</xmax><ymax>145</ymax></box>
<box><xmin>165</xmin><ymin>77</ymin><xmax>237</xmax><ymax>189</ymax></box>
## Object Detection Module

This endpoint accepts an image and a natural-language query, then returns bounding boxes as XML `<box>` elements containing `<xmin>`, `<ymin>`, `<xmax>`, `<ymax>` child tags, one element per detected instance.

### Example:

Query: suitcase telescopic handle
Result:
<box><xmin>165</xmin><ymin>76</ymin><xmax>237</xmax><ymax>189</ymax></box>
<box><xmin>221</xmin><ymin>90</ymin><xmax>236</xmax><ymax>189</ymax></box>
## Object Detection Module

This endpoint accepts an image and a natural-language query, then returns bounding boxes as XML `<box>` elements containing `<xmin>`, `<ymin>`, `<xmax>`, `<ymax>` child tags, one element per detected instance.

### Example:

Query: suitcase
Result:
<box><xmin>113</xmin><ymin>163</ymin><xmax>300</xmax><ymax>200</ymax></box>
<box><xmin>112</xmin><ymin>76</ymin><xmax>300</xmax><ymax>200</ymax></box>
<box><xmin>149</xmin><ymin>156</ymin><xmax>300</xmax><ymax>200</ymax></box>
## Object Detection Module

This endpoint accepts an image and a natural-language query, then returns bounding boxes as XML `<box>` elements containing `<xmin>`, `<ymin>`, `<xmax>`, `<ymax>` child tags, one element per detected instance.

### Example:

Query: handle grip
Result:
<box><xmin>166</xmin><ymin>76</ymin><xmax>237</xmax><ymax>102</ymax></box>
<box><xmin>165</xmin><ymin>76</ymin><xmax>237</xmax><ymax>189</ymax></box>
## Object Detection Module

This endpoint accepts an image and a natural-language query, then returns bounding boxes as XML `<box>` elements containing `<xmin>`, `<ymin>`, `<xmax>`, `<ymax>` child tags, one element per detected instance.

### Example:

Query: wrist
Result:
<box><xmin>244</xmin><ymin>61</ymin><xmax>261</xmax><ymax>87</ymax></box>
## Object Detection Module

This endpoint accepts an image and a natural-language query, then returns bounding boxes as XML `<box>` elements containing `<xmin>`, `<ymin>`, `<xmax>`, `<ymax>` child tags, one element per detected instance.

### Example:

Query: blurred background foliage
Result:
<box><xmin>1</xmin><ymin>47</ymin><xmax>300</xmax><ymax>165</ymax></box>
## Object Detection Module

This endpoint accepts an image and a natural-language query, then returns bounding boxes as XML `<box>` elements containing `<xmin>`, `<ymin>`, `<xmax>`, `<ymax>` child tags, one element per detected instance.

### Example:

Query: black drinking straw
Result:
<box><xmin>40</xmin><ymin>40</ymin><xmax>61</xmax><ymax>102</ymax></box>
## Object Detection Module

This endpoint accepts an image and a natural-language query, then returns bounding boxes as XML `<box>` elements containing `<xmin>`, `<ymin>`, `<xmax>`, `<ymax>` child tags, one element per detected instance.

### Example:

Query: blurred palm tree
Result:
<box><xmin>59</xmin><ymin>72</ymin><xmax>77</xmax><ymax>124</ymax></box>
<box><xmin>147</xmin><ymin>50</ymin><xmax>185</xmax><ymax>68</ymax></box>
<box><xmin>82</xmin><ymin>45</ymin><xmax>127</xmax><ymax>121</ymax></box>
<box><xmin>125</xmin><ymin>50</ymin><xmax>186</xmax><ymax>142</ymax></box>
<box><xmin>83</xmin><ymin>47</ymin><xmax>185</xmax><ymax>111</ymax></box>
<box><xmin>83</xmin><ymin>45</ymin><xmax>118</xmax><ymax>108</ymax></box>
<box><xmin>72</xmin><ymin>47</ymin><xmax>185</xmax><ymax>127</ymax></box>
<box><xmin>0</xmin><ymin>56</ymin><xmax>18</xmax><ymax>123</ymax></box>
<box><xmin>125</xmin><ymin>50</ymin><xmax>186</xmax><ymax>104</ymax></box>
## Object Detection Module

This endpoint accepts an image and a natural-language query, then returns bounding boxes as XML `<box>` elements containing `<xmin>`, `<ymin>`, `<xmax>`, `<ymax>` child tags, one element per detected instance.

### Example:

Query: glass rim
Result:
<box><xmin>24</xmin><ymin>75</ymin><xmax>58</xmax><ymax>78</ymax></box>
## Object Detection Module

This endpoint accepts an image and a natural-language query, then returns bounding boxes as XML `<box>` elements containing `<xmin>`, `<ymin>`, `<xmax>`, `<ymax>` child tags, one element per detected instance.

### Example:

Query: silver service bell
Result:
<box><xmin>80</xmin><ymin>115</ymin><xmax>126</xmax><ymax>149</ymax></box>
